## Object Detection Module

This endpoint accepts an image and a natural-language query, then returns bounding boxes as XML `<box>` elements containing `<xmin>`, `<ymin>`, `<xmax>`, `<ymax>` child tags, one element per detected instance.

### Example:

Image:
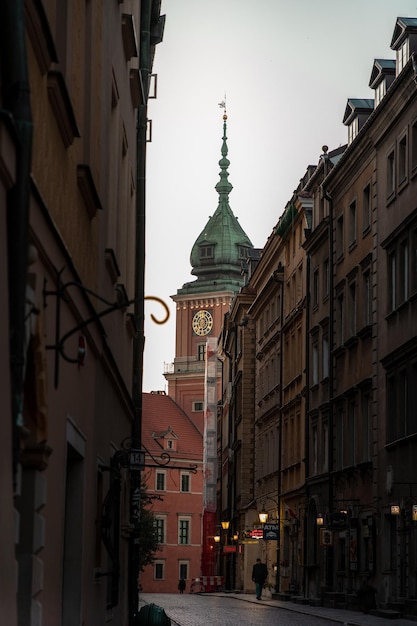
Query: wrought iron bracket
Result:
<box><xmin>43</xmin><ymin>268</ymin><xmax>170</xmax><ymax>388</ymax></box>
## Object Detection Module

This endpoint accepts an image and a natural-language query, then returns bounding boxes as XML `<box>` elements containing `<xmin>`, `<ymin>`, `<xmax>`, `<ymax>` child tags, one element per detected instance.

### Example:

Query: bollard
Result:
<box><xmin>136</xmin><ymin>603</ymin><xmax>171</xmax><ymax>625</ymax></box>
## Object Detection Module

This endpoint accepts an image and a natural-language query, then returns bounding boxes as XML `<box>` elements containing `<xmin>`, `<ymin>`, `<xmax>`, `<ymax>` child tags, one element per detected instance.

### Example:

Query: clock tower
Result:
<box><xmin>165</xmin><ymin>109</ymin><xmax>254</xmax><ymax>430</ymax></box>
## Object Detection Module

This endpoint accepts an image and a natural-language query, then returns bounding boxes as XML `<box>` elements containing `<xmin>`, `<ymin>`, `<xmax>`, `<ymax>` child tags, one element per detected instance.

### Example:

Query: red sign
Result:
<box><xmin>250</xmin><ymin>529</ymin><xmax>263</xmax><ymax>538</ymax></box>
<box><xmin>222</xmin><ymin>545</ymin><xmax>237</xmax><ymax>553</ymax></box>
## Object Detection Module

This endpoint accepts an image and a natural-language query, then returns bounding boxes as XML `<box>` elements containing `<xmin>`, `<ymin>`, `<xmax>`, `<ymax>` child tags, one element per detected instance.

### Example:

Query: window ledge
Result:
<box><xmin>105</xmin><ymin>248</ymin><xmax>121</xmax><ymax>284</ymax></box>
<box><xmin>25</xmin><ymin>0</ymin><xmax>58</xmax><ymax>74</ymax></box>
<box><xmin>357</xmin><ymin>324</ymin><xmax>372</xmax><ymax>340</ymax></box>
<box><xmin>47</xmin><ymin>70</ymin><xmax>80</xmax><ymax>147</ymax></box>
<box><xmin>344</xmin><ymin>335</ymin><xmax>359</xmax><ymax>349</ymax></box>
<box><xmin>77</xmin><ymin>164</ymin><xmax>103</xmax><ymax>218</ymax></box>
<box><xmin>333</xmin><ymin>344</ymin><xmax>346</xmax><ymax>358</ymax></box>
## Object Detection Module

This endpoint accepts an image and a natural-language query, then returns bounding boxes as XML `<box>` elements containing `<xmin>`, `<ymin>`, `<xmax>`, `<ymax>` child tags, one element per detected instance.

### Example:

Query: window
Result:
<box><xmin>349</xmin><ymin>200</ymin><xmax>357</xmax><ymax>246</ymax></box>
<box><xmin>398</xmin><ymin>134</ymin><xmax>408</xmax><ymax>185</ymax></box>
<box><xmin>313</xmin><ymin>269</ymin><xmax>319</xmax><ymax>308</ymax></box>
<box><xmin>362</xmin><ymin>270</ymin><xmax>372</xmax><ymax>327</ymax></box>
<box><xmin>348</xmin><ymin>118</ymin><xmax>358</xmax><ymax>145</ymax></box>
<box><xmin>179</xmin><ymin>562</ymin><xmax>188</xmax><ymax>580</ymax></box>
<box><xmin>336</xmin><ymin>406</ymin><xmax>344</xmax><ymax>469</ymax></box>
<box><xmin>239</xmin><ymin>246</ymin><xmax>249</xmax><ymax>259</ymax></box>
<box><xmin>361</xmin><ymin>391</ymin><xmax>371</xmax><ymax>463</ymax></box>
<box><xmin>336</xmin><ymin>293</ymin><xmax>344</xmax><ymax>346</ymax></box>
<box><xmin>362</xmin><ymin>183</ymin><xmax>371</xmax><ymax>232</ymax></box>
<box><xmin>375</xmin><ymin>80</ymin><xmax>386</xmax><ymax>106</ymax></box>
<box><xmin>348</xmin><ymin>282</ymin><xmax>357</xmax><ymax>337</ymax></box>
<box><xmin>385</xmin><ymin>356</ymin><xmax>417</xmax><ymax>444</ymax></box>
<box><xmin>154</xmin><ymin>561</ymin><xmax>165</xmax><ymax>580</ymax></box>
<box><xmin>197</xmin><ymin>344</ymin><xmax>206</xmax><ymax>361</ymax></box>
<box><xmin>388</xmin><ymin>251</ymin><xmax>396</xmax><ymax>312</ymax></box>
<box><xmin>399</xmin><ymin>239</ymin><xmax>409</xmax><ymax>304</ymax></box>
<box><xmin>347</xmin><ymin>399</ymin><xmax>356</xmax><ymax>467</ymax></box>
<box><xmin>155</xmin><ymin>518</ymin><xmax>165</xmax><ymax>543</ymax></box>
<box><xmin>181</xmin><ymin>473</ymin><xmax>190</xmax><ymax>493</ymax></box>
<box><xmin>322</xmin><ymin>335</ymin><xmax>329</xmax><ymax>379</ymax></box>
<box><xmin>312</xmin><ymin>343</ymin><xmax>319</xmax><ymax>386</ymax></box>
<box><xmin>199</xmin><ymin>245</ymin><xmax>213</xmax><ymax>259</ymax></box>
<box><xmin>336</xmin><ymin>215</ymin><xmax>344</xmax><ymax>259</ymax></box>
<box><xmin>322</xmin><ymin>420</ymin><xmax>329</xmax><ymax>472</ymax></box>
<box><xmin>156</xmin><ymin>471</ymin><xmax>165</xmax><ymax>491</ymax></box>
<box><xmin>387</xmin><ymin>150</ymin><xmax>395</xmax><ymax>198</ymax></box>
<box><xmin>192</xmin><ymin>401</ymin><xmax>203</xmax><ymax>412</ymax></box>
<box><xmin>323</xmin><ymin>258</ymin><xmax>329</xmax><ymax>299</ymax></box>
<box><xmin>179</xmin><ymin>519</ymin><xmax>190</xmax><ymax>544</ymax></box>
<box><xmin>397</xmin><ymin>38</ymin><xmax>409</xmax><ymax>74</ymax></box>
<box><xmin>167</xmin><ymin>440</ymin><xmax>173</xmax><ymax>449</ymax></box>
<box><xmin>412</xmin><ymin>119</ymin><xmax>417</xmax><ymax>172</ymax></box>
<box><xmin>312</xmin><ymin>424</ymin><xmax>318</xmax><ymax>475</ymax></box>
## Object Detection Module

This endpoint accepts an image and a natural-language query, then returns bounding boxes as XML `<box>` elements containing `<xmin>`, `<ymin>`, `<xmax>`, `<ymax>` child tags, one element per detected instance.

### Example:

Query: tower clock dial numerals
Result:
<box><xmin>192</xmin><ymin>310</ymin><xmax>213</xmax><ymax>336</ymax></box>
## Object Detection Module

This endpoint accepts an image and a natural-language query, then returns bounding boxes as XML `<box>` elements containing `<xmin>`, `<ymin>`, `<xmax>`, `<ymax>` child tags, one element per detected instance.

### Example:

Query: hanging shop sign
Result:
<box><xmin>263</xmin><ymin>523</ymin><xmax>279</xmax><ymax>541</ymax></box>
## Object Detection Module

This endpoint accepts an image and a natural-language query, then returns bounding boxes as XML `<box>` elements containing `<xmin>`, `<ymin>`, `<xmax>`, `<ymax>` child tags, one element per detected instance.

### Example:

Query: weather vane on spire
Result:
<box><xmin>218</xmin><ymin>94</ymin><xmax>227</xmax><ymax>119</ymax></box>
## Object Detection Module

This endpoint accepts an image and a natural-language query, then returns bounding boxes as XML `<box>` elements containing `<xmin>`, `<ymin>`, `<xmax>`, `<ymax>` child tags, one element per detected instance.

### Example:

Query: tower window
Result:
<box><xmin>199</xmin><ymin>245</ymin><xmax>214</xmax><ymax>259</ymax></box>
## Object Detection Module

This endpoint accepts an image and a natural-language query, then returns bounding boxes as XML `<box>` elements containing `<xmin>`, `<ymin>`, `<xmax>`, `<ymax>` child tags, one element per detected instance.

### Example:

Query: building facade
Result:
<box><xmin>139</xmin><ymin>392</ymin><xmax>204</xmax><ymax>594</ymax></box>
<box><xmin>217</xmin><ymin>15</ymin><xmax>417</xmax><ymax>615</ymax></box>
<box><xmin>0</xmin><ymin>1</ymin><xmax>164</xmax><ymax>624</ymax></box>
<box><xmin>164</xmin><ymin>110</ymin><xmax>254</xmax><ymax>582</ymax></box>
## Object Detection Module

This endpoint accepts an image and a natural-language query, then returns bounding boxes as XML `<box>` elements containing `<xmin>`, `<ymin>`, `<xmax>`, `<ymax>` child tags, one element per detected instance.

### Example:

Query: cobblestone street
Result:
<box><xmin>139</xmin><ymin>593</ymin><xmax>341</xmax><ymax>626</ymax></box>
<box><xmin>139</xmin><ymin>592</ymin><xmax>417</xmax><ymax>626</ymax></box>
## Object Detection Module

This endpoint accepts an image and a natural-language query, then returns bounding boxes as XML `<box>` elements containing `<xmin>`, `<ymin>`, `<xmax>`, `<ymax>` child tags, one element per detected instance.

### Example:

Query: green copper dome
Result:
<box><xmin>178</xmin><ymin>113</ymin><xmax>253</xmax><ymax>296</ymax></box>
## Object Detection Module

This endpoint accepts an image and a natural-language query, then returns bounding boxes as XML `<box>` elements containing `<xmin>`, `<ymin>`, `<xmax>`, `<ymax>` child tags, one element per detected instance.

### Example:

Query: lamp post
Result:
<box><xmin>258</xmin><ymin>496</ymin><xmax>280</xmax><ymax>593</ymax></box>
<box><xmin>221</xmin><ymin>520</ymin><xmax>230</xmax><ymax>589</ymax></box>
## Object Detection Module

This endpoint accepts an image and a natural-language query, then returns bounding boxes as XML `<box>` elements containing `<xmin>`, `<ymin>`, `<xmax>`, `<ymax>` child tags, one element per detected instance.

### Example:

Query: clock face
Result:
<box><xmin>192</xmin><ymin>310</ymin><xmax>213</xmax><ymax>336</ymax></box>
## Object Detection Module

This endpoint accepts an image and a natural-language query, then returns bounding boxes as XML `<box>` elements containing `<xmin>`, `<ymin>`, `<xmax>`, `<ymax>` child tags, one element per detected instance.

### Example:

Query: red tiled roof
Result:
<box><xmin>142</xmin><ymin>393</ymin><xmax>203</xmax><ymax>461</ymax></box>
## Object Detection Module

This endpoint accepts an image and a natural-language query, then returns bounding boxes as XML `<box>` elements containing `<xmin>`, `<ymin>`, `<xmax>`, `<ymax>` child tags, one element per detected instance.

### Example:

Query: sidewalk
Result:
<box><xmin>212</xmin><ymin>591</ymin><xmax>417</xmax><ymax>626</ymax></box>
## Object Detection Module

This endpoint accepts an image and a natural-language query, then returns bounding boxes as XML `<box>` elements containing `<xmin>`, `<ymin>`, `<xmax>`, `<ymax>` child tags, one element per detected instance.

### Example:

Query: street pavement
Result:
<box><xmin>139</xmin><ymin>592</ymin><xmax>417</xmax><ymax>626</ymax></box>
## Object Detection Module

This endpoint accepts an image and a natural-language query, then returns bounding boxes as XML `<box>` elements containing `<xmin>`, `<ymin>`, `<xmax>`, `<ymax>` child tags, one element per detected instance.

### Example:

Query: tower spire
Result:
<box><xmin>216</xmin><ymin>97</ymin><xmax>232</xmax><ymax>200</ymax></box>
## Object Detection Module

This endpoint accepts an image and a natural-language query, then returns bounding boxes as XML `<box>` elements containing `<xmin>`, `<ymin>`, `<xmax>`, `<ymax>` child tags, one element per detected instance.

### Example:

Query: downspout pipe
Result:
<box><xmin>0</xmin><ymin>0</ymin><xmax>33</xmax><ymax>483</ymax></box>
<box><xmin>321</xmin><ymin>184</ymin><xmax>334</xmax><ymax>589</ymax></box>
<box><xmin>130</xmin><ymin>1</ymin><xmax>152</xmax><ymax>622</ymax></box>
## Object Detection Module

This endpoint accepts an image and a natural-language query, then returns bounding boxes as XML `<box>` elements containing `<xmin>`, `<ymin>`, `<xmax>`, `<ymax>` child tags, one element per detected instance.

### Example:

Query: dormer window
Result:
<box><xmin>167</xmin><ymin>439</ymin><xmax>173</xmax><ymax>449</ymax></box>
<box><xmin>343</xmin><ymin>99</ymin><xmax>374</xmax><ymax>146</ymax></box>
<box><xmin>348</xmin><ymin>117</ymin><xmax>358</xmax><ymax>145</ymax></box>
<box><xmin>397</xmin><ymin>38</ymin><xmax>409</xmax><ymax>73</ymax></box>
<box><xmin>369</xmin><ymin>59</ymin><xmax>396</xmax><ymax>108</ymax></box>
<box><xmin>238</xmin><ymin>245</ymin><xmax>250</xmax><ymax>260</ymax></box>
<box><xmin>199</xmin><ymin>244</ymin><xmax>214</xmax><ymax>260</ymax></box>
<box><xmin>390</xmin><ymin>17</ymin><xmax>417</xmax><ymax>77</ymax></box>
<box><xmin>375</xmin><ymin>81</ymin><xmax>385</xmax><ymax>107</ymax></box>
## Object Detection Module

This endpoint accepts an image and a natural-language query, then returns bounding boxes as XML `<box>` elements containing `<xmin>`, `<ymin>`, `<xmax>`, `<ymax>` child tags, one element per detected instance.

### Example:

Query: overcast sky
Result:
<box><xmin>143</xmin><ymin>0</ymin><xmax>417</xmax><ymax>392</ymax></box>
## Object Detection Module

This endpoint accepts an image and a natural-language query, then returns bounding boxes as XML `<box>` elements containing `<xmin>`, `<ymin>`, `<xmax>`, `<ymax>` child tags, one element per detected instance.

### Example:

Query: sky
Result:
<box><xmin>143</xmin><ymin>0</ymin><xmax>417</xmax><ymax>392</ymax></box>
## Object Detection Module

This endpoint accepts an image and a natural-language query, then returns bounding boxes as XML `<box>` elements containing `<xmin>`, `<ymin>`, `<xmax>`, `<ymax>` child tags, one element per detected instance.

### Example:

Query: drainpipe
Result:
<box><xmin>129</xmin><ymin>0</ymin><xmax>151</xmax><ymax>622</ymax></box>
<box><xmin>0</xmin><ymin>0</ymin><xmax>33</xmax><ymax>483</ymax></box>
<box><xmin>322</xmin><ymin>182</ymin><xmax>334</xmax><ymax>590</ymax></box>
<box><xmin>303</xmin><ymin>248</ymin><xmax>311</xmax><ymax>597</ymax></box>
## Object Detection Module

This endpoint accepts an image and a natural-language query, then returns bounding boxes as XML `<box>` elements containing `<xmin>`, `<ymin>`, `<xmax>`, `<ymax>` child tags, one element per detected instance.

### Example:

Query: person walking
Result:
<box><xmin>252</xmin><ymin>558</ymin><xmax>268</xmax><ymax>600</ymax></box>
<box><xmin>178</xmin><ymin>578</ymin><xmax>186</xmax><ymax>594</ymax></box>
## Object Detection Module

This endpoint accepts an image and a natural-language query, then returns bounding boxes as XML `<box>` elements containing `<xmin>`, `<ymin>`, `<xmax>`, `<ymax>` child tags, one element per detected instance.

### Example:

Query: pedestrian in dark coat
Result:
<box><xmin>252</xmin><ymin>558</ymin><xmax>268</xmax><ymax>600</ymax></box>
<box><xmin>178</xmin><ymin>578</ymin><xmax>186</xmax><ymax>594</ymax></box>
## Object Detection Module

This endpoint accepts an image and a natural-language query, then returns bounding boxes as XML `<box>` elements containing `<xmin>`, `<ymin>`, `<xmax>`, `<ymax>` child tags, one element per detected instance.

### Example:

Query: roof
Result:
<box><xmin>142</xmin><ymin>392</ymin><xmax>203</xmax><ymax>461</ymax></box>
<box><xmin>343</xmin><ymin>99</ymin><xmax>374</xmax><ymax>125</ymax></box>
<box><xmin>369</xmin><ymin>59</ymin><xmax>396</xmax><ymax>88</ymax></box>
<box><xmin>391</xmin><ymin>17</ymin><xmax>417</xmax><ymax>49</ymax></box>
<box><xmin>178</xmin><ymin>114</ymin><xmax>253</xmax><ymax>296</ymax></box>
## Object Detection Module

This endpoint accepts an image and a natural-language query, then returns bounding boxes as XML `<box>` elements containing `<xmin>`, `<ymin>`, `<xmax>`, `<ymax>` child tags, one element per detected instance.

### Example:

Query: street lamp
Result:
<box><xmin>258</xmin><ymin>509</ymin><xmax>269</xmax><ymax>525</ymax></box>
<box><xmin>221</xmin><ymin>520</ymin><xmax>230</xmax><ymax>530</ymax></box>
